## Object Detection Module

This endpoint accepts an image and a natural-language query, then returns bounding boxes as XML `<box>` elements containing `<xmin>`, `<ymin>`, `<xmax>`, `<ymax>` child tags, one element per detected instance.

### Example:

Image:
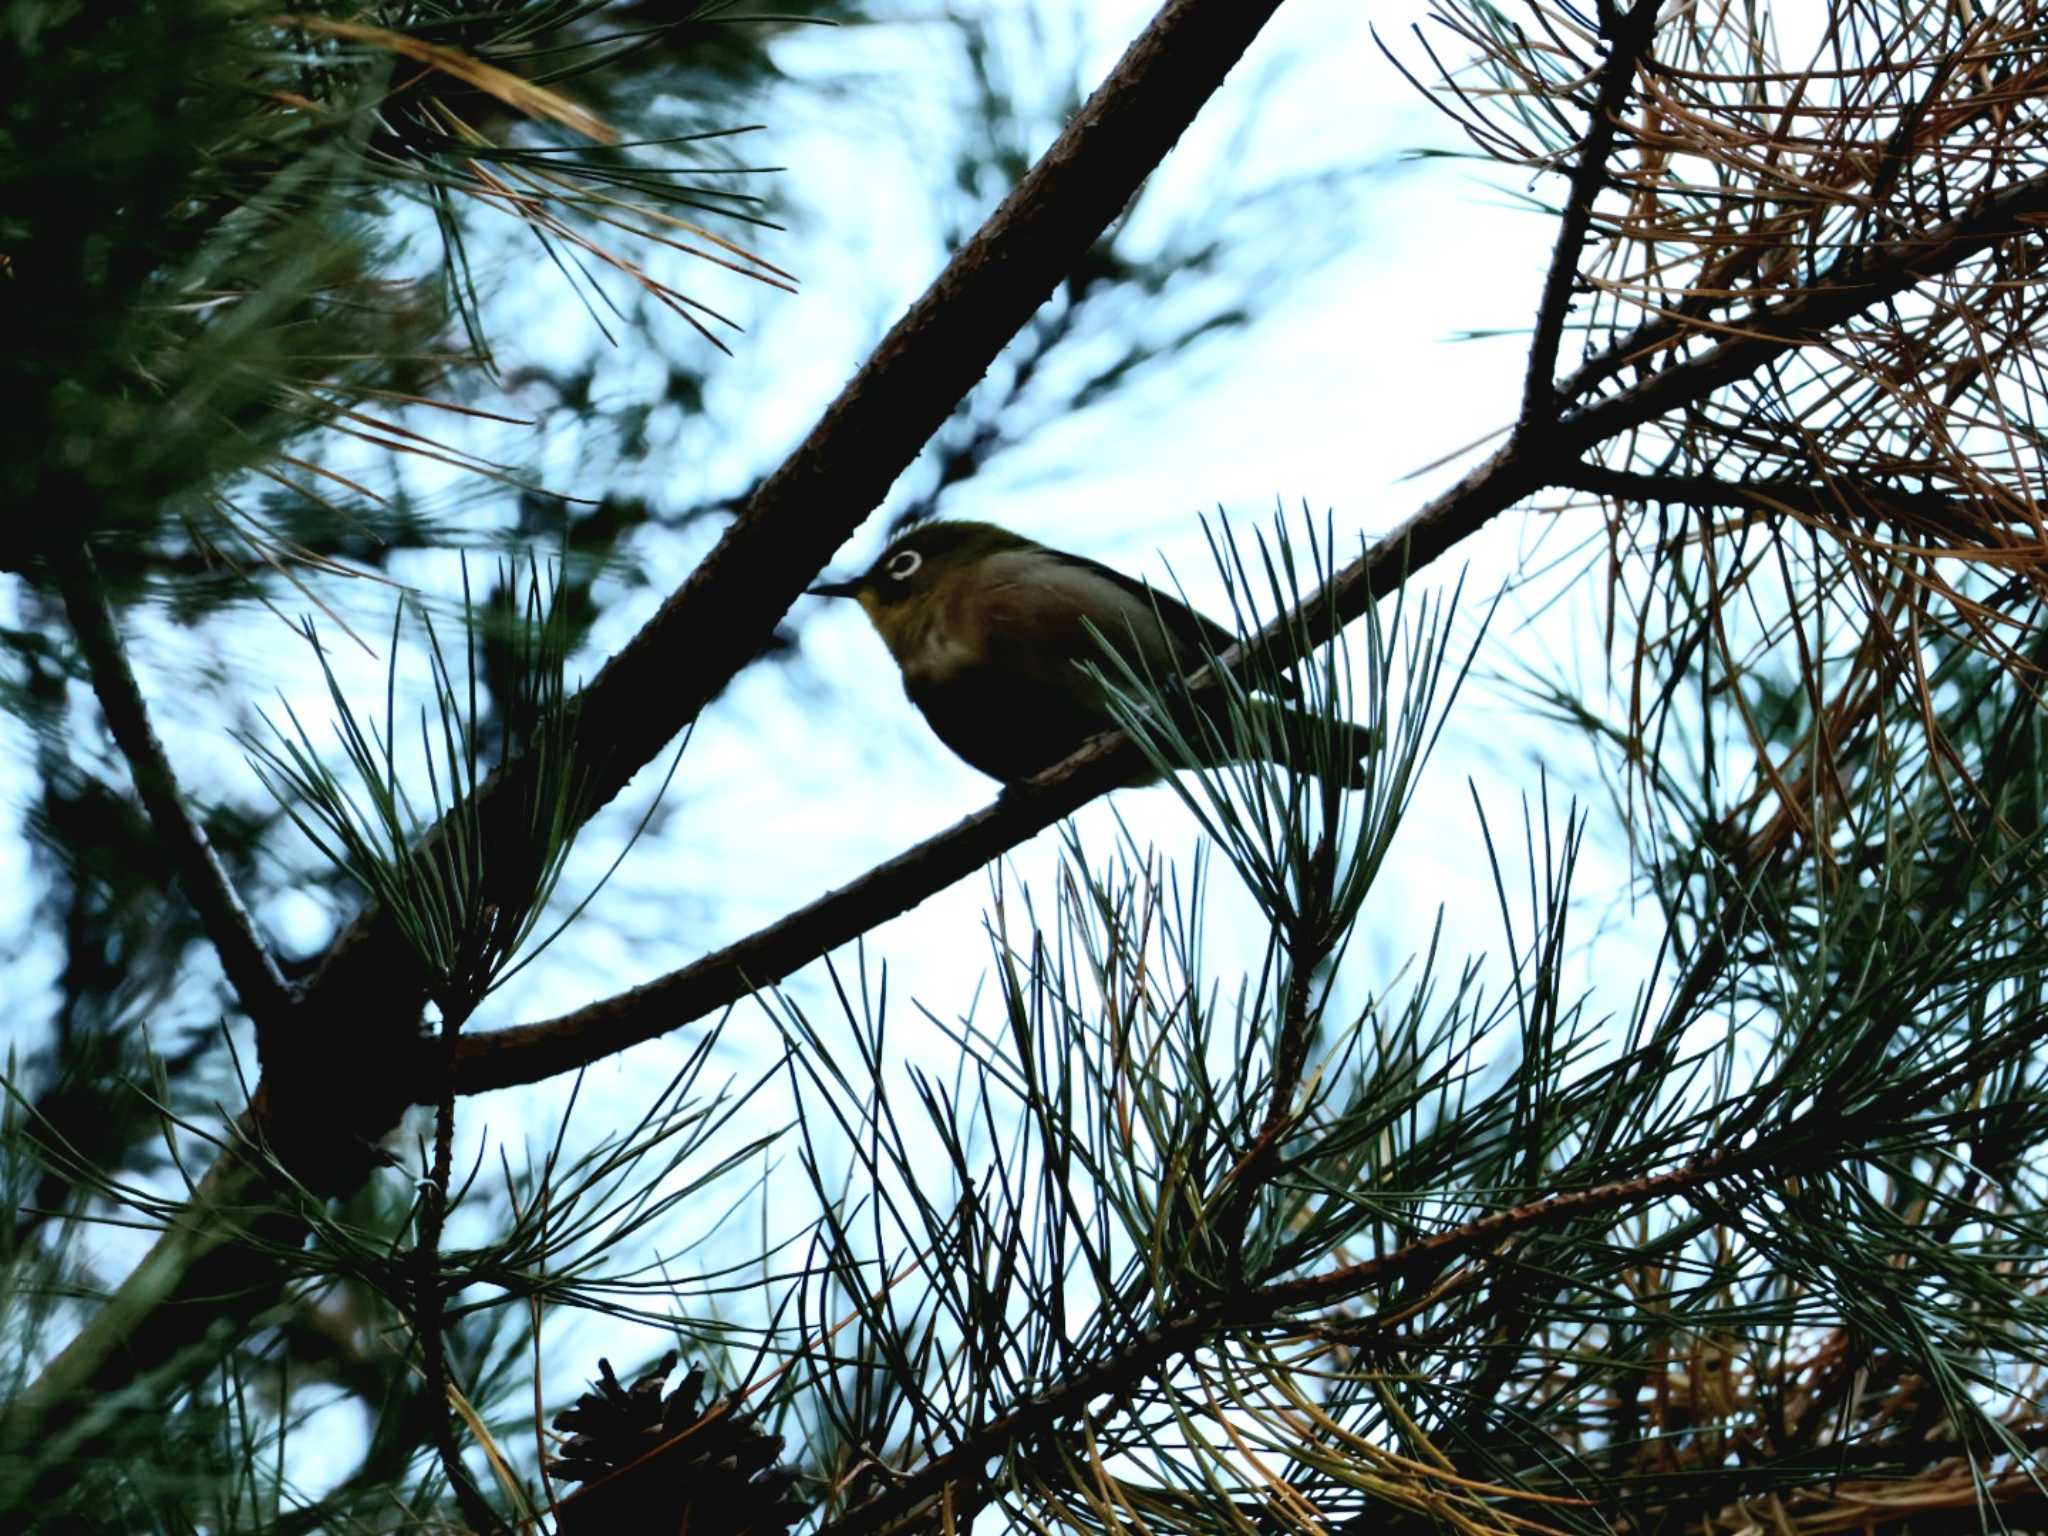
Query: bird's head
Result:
<box><xmin>809</xmin><ymin>521</ymin><xmax>1033</xmax><ymax>643</ymax></box>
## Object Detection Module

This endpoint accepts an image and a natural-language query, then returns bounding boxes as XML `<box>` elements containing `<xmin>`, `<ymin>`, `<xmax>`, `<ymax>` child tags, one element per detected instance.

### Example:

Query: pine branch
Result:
<box><xmin>441</xmin><ymin>453</ymin><xmax>1511</xmax><ymax>1097</ymax></box>
<box><xmin>1548</xmin><ymin>24</ymin><xmax>2037</xmax><ymax>413</ymax></box>
<box><xmin>811</xmin><ymin>1155</ymin><xmax>1741</xmax><ymax>1536</ymax></box>
<box><xmin>294</xmin><ymin>0</ymin><xmax>1303</xmax><ymax>1140</ymax></box>
<box><xmin>447</xmin><ymin>743</ymin><xmax>1136</xmax><ymax>1094</ymax></box>
<box><xmin>1548</xmin><ymin>180</ymin><xmax>2048</xmax><ymax>434</ymax></box>
<box><xmin>1517</xmin><ymin>0</ymin><xmax>1658</xmax><ymax>432</ymax></box>
<box><xmin>1549</xmin><ymin>167</ymin><xmax>2048</xmax><ymax>447</ymax></box>
<box><xmin>1216</xmin><ymin>893</ymin><xmax>1329</xmax><ymax>1247</ymax></box>
<box><xmin>50</xmin><ymin>541</ymin><xmax>295</xmax><ymax>1035</ymax></box>
<box><xmin>445</xmin><ymin>156</ymin><xmax>2048</xmax><ymax>1093</ymax></box>
<box><xmin>0</xmin><ymin>1140</ymin><xmax>295</xmax><ymax>1525</ymax></box>
<box><xmin>20</xmin><ymin>13</ymin><xmax>2048</xmax><ymax>1519</ymax></box>
<box><xmin>812</xmin><ymin>984</ymin><xmax>2048</xmax><ymax>1536</ymax></box>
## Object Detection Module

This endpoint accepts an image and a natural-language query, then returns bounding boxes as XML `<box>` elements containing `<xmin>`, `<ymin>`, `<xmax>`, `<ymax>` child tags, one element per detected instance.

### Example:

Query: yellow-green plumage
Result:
<box><xmin>812</xmin><ymin>521</ymin><xmax>1375</xmax><ymax>787</ymax></box>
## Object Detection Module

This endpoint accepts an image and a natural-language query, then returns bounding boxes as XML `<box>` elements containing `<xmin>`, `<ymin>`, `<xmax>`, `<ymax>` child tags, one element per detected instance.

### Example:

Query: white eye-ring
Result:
<box><xmin>885</xmin><ymin>549</ymin><xmax>923</xmax><ymax>581</ymax></box>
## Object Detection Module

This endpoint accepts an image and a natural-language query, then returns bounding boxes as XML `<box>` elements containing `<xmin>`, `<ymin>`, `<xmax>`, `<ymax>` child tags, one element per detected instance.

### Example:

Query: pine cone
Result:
<box><xmin>550</xmin><ymin>1351</ymin><xmax>808</xmax><ymax>1536</ymax></box>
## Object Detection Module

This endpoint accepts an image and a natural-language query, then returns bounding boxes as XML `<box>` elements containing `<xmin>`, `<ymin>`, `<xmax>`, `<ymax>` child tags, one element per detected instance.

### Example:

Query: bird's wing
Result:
<box><xmin>974</xmin><ymin>544</ymin><xmax>1310</xmax><ymax>712</ymax></box>
<box><xmin>1029</xmin><ymin>549</ymin><xmax>1308</xmax><ymax>701</ymax></box>
<box><xmin>1039</xmin><ymin>550</ymin><xmax>1242</xmax><ymax>662</ymax></box>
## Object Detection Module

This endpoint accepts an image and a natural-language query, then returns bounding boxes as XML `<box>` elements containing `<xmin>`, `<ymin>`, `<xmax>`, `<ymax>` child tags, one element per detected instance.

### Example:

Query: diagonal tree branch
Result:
<box><xmin>290</xmin><ymin>0</ymin><xmax>1304</xmax><ymax>1147</ymax></box>
<box><xmin>446</xmin><ymin>437</ymin><xmax>1541</xmax><ymax>1096</ymax></box>
<box><xmin>50</xmin><ymin>541</ymin><xmax>296</xmax><ymax>1036</ymax></box>
<box><xmin>1549</xmin><ymin>174</ymin><xmax>2048</xmax><ymax>436</ymax></box>
<box><xmin>1549</xmin><ymin>174</ymin><xmax>2048</xmax><ymax>451</ymax></box>
<box><xmin>1548</xmin><ymin>24</ymin><xmax>2033</xmax><ymax>416</ymax></box>
<box><xmin>447</xmin><ymin>162</ymin><xmax>2048</xmax><ymax>1097</ymax></box>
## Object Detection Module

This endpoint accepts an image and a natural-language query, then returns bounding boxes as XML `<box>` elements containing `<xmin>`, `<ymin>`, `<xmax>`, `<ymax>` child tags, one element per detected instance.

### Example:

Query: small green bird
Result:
<box><xmin>809</xmin><ymin>521</ymin><xmax>1376</xmax><ymax>787</ymax></box>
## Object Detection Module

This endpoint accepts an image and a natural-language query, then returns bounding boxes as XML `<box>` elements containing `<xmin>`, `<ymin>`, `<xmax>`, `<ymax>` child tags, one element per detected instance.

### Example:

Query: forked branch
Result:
<box><xmin>297</xmin><ymin>0</ymin><xmax>1301</xmax><ymax>1124</ymax></box>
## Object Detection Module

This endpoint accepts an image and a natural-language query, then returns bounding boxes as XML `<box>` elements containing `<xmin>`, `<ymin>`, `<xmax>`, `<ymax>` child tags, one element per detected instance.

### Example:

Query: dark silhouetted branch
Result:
<box><xmin>1517</xmin><ymin>0</ymin><xmax>1659</xmax><ymax>431</ymax></box>
<box><xmin>448</xmin><ymin>438</ymin><xmax>1544</xmax><ymax>1096</ymax></box>
<box><xmin>443</xmin><ymin>163</ymin><xmax>2048</xmax><ymax>1099</ymax></box>
<box><xmin>50</xmin><ymin>542</ymin><xmax>295</xmax><ymax>1036</ymax></box>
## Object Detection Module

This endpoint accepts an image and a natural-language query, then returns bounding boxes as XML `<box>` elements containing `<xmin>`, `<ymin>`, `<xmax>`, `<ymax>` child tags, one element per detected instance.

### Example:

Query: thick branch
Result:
<box><xmin>50</xmin><ymin>542</ymin><xmax>294</xmax><ymax>1034</ymax></box>
<box><xmin>449</xmin><ymin>162</ymin><xmax>2048</xmax><ymax>1110</ymax></box>
<box><xmin>453</xmin><ymin>165</ymin><xmax>2048</xmax><ymax>1092</ymax></box>
<box><xmin>298</xmin><ymin>0</ymin><xmax>1300</xmax><ymax>1124</ymax></box>
<box><xmin>1517</xmin><ymin>0</ymin><xmax>1658</xmax><ymax>430</ymax></box>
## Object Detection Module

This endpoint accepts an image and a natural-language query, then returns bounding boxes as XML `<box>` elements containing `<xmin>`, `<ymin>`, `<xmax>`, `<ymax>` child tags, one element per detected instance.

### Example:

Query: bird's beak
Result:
<box><xmin>808</xmin><ymin>576</ymin><xmax>863</xmax><ymax>598</ymax></box>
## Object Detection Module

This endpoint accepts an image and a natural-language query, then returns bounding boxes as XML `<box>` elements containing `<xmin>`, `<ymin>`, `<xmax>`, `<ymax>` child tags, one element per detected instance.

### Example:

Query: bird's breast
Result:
<box><xmin>900</xmin><ymin>623</ymin><xmax>980</xmax><ymax>686</ymax></box>
<box><xmin>866</xmin><ymin>592</ymin><xmax>982</xmax><ymax>686</ymax></box>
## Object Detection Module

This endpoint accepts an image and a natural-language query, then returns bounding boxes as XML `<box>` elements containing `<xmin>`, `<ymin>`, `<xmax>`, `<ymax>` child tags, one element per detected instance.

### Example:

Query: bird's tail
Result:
<box><xmin>1246</xmin><ymin>699</ymin><xmax>1382</xmax><ymax>790</ymax></box>
<box><xmin>1149</xmin><ymin>694</ymin><xmax>1379</xmax><ymax>789</ymax></box>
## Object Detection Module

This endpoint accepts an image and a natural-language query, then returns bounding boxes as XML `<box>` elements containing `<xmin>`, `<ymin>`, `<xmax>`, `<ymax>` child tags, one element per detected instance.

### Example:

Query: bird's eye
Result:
<box><xmin>885</xmin><ymin>549</ymin><xmax>923</xmax><ymax>581</ymax></box>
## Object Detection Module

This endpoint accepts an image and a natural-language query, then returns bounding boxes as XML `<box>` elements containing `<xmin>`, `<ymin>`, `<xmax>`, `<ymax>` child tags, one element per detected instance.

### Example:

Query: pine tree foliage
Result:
<box><xmin>5</xmin><ymin>0</ymin><xmax>2048</xmax><ymax>1533</ymax></box>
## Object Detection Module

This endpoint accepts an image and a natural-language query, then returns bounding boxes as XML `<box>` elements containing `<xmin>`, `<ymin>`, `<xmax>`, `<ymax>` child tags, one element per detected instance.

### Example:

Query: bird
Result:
<box><xmin>808</xmin><ymin>520</ymin><xmax>1377</xmax><ymax>787</ymax></box>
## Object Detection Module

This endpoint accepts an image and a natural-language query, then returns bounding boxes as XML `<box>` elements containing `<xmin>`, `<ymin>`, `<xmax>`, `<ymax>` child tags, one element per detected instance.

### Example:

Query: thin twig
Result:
<box><xmin>417</xmin><ymin>1014</ymin><xmax>500</xmax><ymax>1532</ymax></box>
<box><xmin>50</xmin><ymin>541</ymin><xmax>296</xmax><ymax>1036</ymax></box>
<box><xmin>1518</xmin><ymin>0</ymin><xmax>1661</xmax><ymax>432</ymax></box>
<box><xmin>1556</xmin><ymin>462</ymin><xmax>2006</xmax><ymax>538</ymax></box>
<box><xmin>441</xmin><ymin>435</ymin><xmax>1539</xmax><ymax>1098</ymax></box>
